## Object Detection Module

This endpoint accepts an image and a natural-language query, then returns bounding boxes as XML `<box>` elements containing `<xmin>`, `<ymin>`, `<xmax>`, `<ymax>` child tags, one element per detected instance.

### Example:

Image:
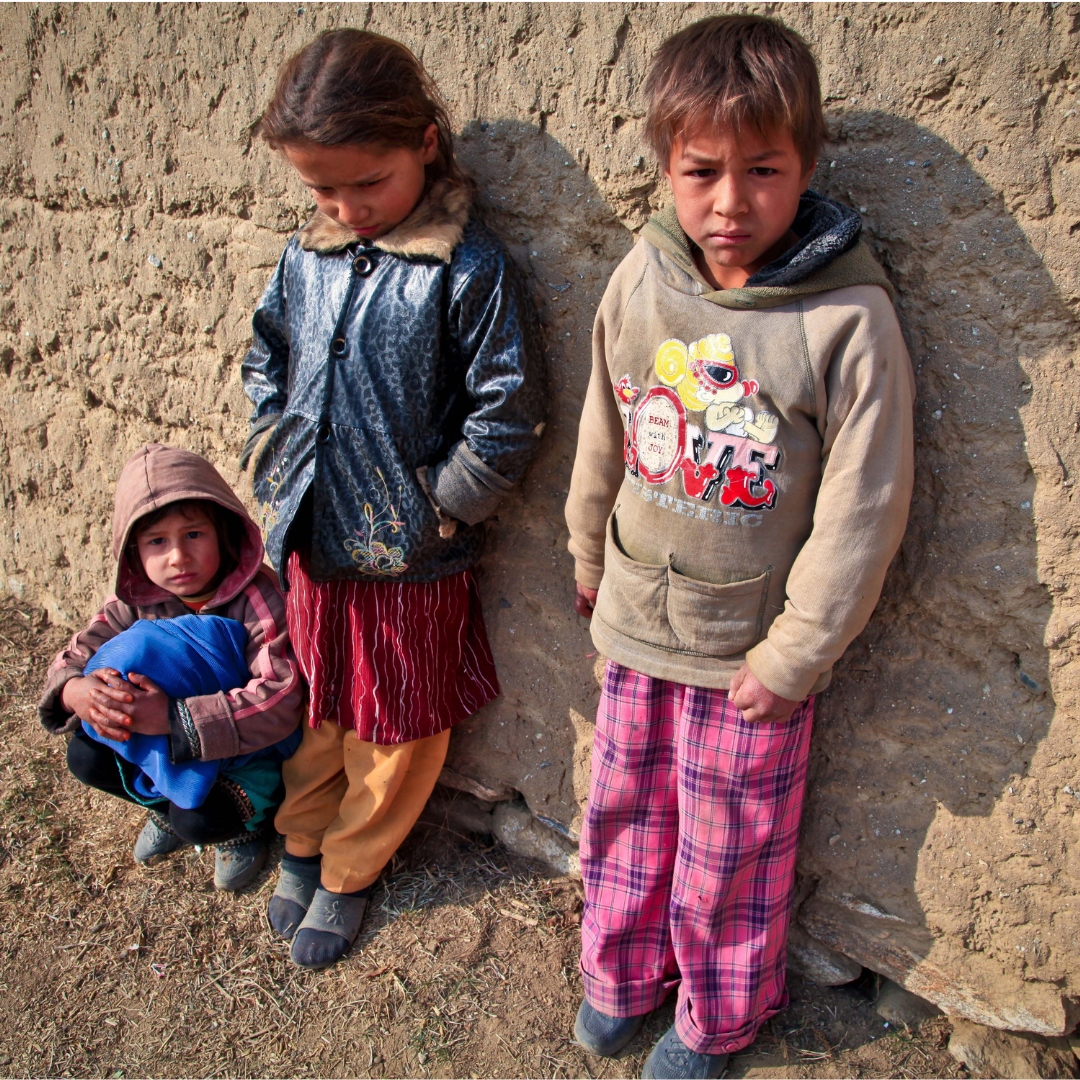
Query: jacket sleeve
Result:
<box><xmin>564</xmin><ymin>259</ymin><xmax>639</xmax><ymax>590</ymax></box>
<box><xmin>239</xmin><ymin>248</ymin><xmax>290</xmax><ymax>469</ymax></box>
<box><xmin>431</xmin><ymin>250</ymin><xmax>548</xmax><ymax>526</ymax></box>
<box><xmin>745</xmin><ymin>289</ymin><xmax>915</xmax><ymax>701</ymax></box>
<box><xmin>173</xmin><ymin>571</ymin><xmax>304</xmax><ymax>762</ymax></box>
<box><xmin>38</xmin><ymin>597</ymin><xmax>138</xmax><ymax>734</ymax></box>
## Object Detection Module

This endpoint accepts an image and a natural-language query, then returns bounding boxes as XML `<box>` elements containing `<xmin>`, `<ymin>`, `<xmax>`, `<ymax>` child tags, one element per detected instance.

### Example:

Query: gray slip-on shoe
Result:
<box><xmin>574</xmin><ymin>999</ymin><xmax>646</xmax><ymax>1057</ymax></box>
<box><xmin>213</xmin><ymin>835</ymin><xmax>269</xmax><ymax>892</ymax></box>
<box><xmin>290</xmin><ymin>886</ymin><xmax>370</xmax><ymax>969</ymax></box>
<box><xmin>133</xmin><ymin>813</ymin><xmax>186</xmax><ymax>865</ymax></box>
<box><xmin>641</xmin><ymin>1025</ymin><xmax>729</xmax><ymax>1080</ymax></box>
<box><xmin>268</xmin><ymin>858</ymin><xmax>322</xmax><ymax>940</ymax></box>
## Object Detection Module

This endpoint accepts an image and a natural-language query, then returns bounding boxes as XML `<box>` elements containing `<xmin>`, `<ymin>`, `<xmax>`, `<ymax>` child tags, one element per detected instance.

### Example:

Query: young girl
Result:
<box><xmin>242</xmin><ymin>29</ymin><xmax>545</xmax><ymax>969</ymax></box>
<box><xmin>39</xmin><ymin>444</ymin><xmax>304</xmax><ymax>891</ymax></box>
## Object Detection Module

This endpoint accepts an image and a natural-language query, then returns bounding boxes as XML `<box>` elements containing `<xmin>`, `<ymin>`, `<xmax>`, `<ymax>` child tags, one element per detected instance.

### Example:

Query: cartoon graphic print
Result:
<box><xmin>623</xmin><ymin>336</ymin><xmax>781</xmax><ymax>510</ymax></box>
<box><xmin>614</xmin><ymin>375</ymin><xmax>642</xmax><ymax>472</ymax></box>
<box><xmin>656</xmin><ymin>335</ymin><xmax>778</xmax><ymax>443</ymax></box>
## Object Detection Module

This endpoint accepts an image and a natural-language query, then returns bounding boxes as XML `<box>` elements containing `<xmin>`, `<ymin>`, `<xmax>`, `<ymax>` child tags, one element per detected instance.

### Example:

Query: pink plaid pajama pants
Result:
<box><xmin>580</xmin><ymin>661</ymin><xmax>815</xmax><ymax>1056</ymax></box>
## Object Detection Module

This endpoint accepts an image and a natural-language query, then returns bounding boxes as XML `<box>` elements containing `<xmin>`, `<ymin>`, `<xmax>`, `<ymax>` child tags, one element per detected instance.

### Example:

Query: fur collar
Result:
<box><xmin>297</xmin><ymin>178</ymin><xmax>471</xmax><ymax>263</ymax></box>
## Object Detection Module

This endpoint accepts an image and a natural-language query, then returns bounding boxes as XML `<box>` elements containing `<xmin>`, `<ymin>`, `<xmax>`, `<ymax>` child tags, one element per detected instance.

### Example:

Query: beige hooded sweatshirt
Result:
<box><xmin>39</xmin><ymin>444</ymin><xmax>303</xmax><ymax>760</ymax></box>
<box><xmin>565</xmin><ymin>205</ymin><xmax>915</xmax><ymax>701</ymax></box>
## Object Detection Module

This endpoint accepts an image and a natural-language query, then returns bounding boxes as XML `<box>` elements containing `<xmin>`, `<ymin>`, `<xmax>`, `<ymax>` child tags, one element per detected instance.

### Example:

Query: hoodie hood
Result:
<box><xmin>640</xmin><ymin>189</ymin><xmax>893</xmax><ymax>310</ymax></box>
<box><xmin>112</xmin><ymin>444</ymin><xmax>264</xmax><ymax>608</ymax></box>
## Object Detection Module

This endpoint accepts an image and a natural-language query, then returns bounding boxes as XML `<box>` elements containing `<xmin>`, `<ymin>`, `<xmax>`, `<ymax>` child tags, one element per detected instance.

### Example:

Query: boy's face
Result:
<box><xmin>135</xmin><ymin>508</ymin><xmax>222</xmax><ymax>598</ymax></box>
<box><xmin>282</xmin><ymin>124</ymin><xmax>439</xmax><ymax>241</ymax></box>
<box><xmin>665</xmin><ymin>123</ymin><xmax>814</xmax><ymax>291</ymax></box>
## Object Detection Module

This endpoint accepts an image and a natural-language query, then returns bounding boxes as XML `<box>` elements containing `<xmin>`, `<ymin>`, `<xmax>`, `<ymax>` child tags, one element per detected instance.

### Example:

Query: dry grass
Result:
<box><xmin>0</xmin><ymin>597</ymin><xmax>961</xmax><ymax>1079</ymax></box>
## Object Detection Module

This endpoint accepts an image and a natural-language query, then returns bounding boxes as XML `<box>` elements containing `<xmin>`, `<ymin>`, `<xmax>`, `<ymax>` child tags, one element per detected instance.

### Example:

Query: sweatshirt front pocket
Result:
<box><xmin>594</xmin><ymin>512</ymin><xmax>676</xmax><ymax>649</ymax></box>
<box><xmin>666</xmin><ymin>564</ymin><xmax>771</xmax><ymax>658</ymax></box>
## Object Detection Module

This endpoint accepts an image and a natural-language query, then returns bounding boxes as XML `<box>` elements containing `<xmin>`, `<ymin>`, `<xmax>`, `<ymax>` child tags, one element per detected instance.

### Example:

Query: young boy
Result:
<box><xmin>39</xmin><ymin>445</ymin><xmax>304</xmax><ymax>891</ymax></box>
<box><xmin>564</xmin><ymin>15</ymin><xmax>914</xmax><ymax>1080</ymax></box>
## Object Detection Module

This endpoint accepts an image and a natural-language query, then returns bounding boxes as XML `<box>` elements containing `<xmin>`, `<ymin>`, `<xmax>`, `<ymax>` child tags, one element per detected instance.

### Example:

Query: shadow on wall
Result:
<box><xmin>796</xmin><ymin>113</ymin><xmax>1077</xmax><ymax>1033</ymax></box>
<box><xmin>438</xmin><ymin>117</ymin><xmax>632</xmax><ymax>852</ymax></box>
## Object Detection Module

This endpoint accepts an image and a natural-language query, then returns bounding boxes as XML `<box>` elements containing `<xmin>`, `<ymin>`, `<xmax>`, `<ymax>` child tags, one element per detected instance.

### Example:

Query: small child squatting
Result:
<box><xmin>38</xmin><ymin>445</ymin><xmax>304</xmax><ymax>892</ymax></box>
<box><xmin>565</xmin><ymin>16</ymin><xmax>914</xmax><ymax>1080</ymax></box>
<box><xmin>242</xmin><ymin>30</ymin><xmax>545</xmax><ymax>969</ymax></box>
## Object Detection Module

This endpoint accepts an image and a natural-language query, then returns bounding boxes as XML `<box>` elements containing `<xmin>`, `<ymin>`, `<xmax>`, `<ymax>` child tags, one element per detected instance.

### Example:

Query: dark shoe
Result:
<box><xmin>133</xmin><ymin>813</ymin><xmax>185</xmax><ymax>865</ymax></box>
<box><xmin>574</xmin><ymin>999</ymin><xmax>646</xmax><ymax>1057</ymax></box>
<box><xmin>268</xmin><ymin>856</ymin><xmax>323</xmax><ymax>940</ymax></box>
<box><xmin>290</xmin><ymin>886</ymin><xmax>370</xmax><ymax>969</ymax></box>
<box><xmin>642</xmin><ymin>1025</ymin><xmax>729</xmax><ymax>1079</ymax></box>
<box><xmin>213</xmin><ymin>835</ymin><xmax>269</xmax><ymax>891</ymax></box>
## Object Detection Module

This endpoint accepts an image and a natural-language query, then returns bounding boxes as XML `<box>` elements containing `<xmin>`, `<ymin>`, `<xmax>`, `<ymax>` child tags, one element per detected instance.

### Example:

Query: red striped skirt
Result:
<box><xmin>285</xmin><ymin>550</ymin><xmax>500</xmax><ymax>744</ymax></box>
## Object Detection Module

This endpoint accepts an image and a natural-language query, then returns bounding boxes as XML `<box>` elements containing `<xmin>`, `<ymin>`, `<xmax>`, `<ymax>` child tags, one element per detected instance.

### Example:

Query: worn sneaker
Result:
<box><xmin>290</xmin><ymin>886</ymin><xmax>370</xmax><ymax>969</ymax></box>
<box><xmin>133</xmin><ymin>813</ymin><xmax>185</xmax><ymax>865</ymax></box>
<box><xmin>641</xmin><ymin>1025</ymin><xmax>729</xmax><ymax>1080</ymax></box>
<box><xmin>268</xmin><ymin>856</ymin><xmax>323</xmax><ymax>940</ymax></box>
<box><xmin>574</xmin><ymin>999</ymin><xmax>646</xmax><ymax>1057</ymax></box>
<box><xmin>213</xmin><ymin>835</ymin><xmax>269</xmax><ymax>892</ymax></box>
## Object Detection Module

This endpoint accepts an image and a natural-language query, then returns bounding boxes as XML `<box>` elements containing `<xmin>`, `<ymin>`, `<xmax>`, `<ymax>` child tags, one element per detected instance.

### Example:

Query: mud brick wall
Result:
<box><xmin>1</xmin><ymin>2</ymin><xmax>1077</xmax><ymax>1034</ymax></box>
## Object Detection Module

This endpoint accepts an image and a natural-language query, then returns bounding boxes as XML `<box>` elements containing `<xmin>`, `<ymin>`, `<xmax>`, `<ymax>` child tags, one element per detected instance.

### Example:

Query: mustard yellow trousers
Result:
<box><xmin>275</xmin><ymin>721</ymin><xmax>449</xmax><ymax>894</ymax></box>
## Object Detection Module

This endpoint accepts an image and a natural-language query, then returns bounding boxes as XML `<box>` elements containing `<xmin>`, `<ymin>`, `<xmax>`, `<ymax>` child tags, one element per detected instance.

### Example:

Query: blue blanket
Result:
<box><xmin>82</xmin><ymin>614</ymin><xmax>298</xmax><ymax>809</ymax></box>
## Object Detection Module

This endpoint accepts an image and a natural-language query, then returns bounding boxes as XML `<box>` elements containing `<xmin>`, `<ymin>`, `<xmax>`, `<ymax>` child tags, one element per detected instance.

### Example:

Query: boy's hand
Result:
<box><xmin>61</xmin><ymin>674</ymin><xmax>127</xmax><ymax>740</ymax></box>
<box><xmin>83</xmin><ymin>670</ymin><xmax>171</xmax><ymax>736</ymax></box>
<box><xmin>574</xmin><ymin>582</ymin><xmax>599</xmax><ymax>619</ymax></box>
<box><xmin>729</xmin><ymin>664</ymin><xmax>801</xmax><ymax>723</ymax></box>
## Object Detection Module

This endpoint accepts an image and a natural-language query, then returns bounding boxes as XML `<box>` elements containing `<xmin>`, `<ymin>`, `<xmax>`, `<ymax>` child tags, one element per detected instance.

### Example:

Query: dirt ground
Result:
<box><xmin>0</xmin><ymin>598</ymin><xmax>964</xmax><ymax>1080</ymax></box>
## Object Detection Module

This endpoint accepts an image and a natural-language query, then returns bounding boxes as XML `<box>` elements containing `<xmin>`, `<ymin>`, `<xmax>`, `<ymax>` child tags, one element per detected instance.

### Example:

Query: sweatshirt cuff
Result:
<box><xmin>168</xmin><ymin>699</ymin><xmax>201</xmax><ymax>763</ymax></box>
<box><xmin>432</xmin><ymin>440</ymin><xmax>514</xmax><ymax>526</ymax></box>
<box><xmin>184</xmin><ymin>691</ymin><xmax>240</xmax><ymax>761</ymax></box>
<box><xmin>37</xmin><ymin>667</ymin><xmax>85</xmax><ymax>735</ymax></box>
<box><xmin>574</xmin><ymin>557</ymin><xmax>605</xmax><ymax>592</ymax></box>
<box><xmin>744</xmin><ymin>639</ymin><xmax>819</xmax><ymax>703</ymax></box>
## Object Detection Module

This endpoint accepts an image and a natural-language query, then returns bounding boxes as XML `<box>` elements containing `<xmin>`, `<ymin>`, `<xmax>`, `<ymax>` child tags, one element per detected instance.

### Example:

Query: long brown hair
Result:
<box><xmin>254</xmin><ymin>29</ymin><xmax>464</xmax><ymax>186</ymax></box>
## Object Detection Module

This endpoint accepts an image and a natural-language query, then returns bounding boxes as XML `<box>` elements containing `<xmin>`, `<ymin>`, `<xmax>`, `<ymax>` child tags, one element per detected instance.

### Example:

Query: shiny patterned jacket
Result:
<box><xmin>241</xmin><ymin>179</ymin><xmax>546</xmax><ymax>584</ymax></box>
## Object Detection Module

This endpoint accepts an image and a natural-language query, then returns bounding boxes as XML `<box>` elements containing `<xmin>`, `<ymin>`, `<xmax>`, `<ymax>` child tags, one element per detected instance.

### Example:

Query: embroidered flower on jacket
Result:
<box><xmin>255</xmin><ymin>449</ymin><xmax>286</xmax><ymax>542</ymax></box>
<box><xmin>346</xmin><ymin>538</ymin><xmax>407</xmax><ymax>574</ymax></box>
<box><xmin>343</xmin><ymin>469</ymin><xmax>409</xmax><ymax>575</ymax></box>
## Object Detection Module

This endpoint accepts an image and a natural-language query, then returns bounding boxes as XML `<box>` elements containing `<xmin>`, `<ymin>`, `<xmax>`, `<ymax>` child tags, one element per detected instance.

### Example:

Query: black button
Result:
<box><xmin>316</xmin><ymin>423</ymin><xmax>331</xmax><ymax>444</ymax></box>
<box><xmin>330</xmin><ymin>337</ymin><xmax>347</xmax><ymax>358</ymax></box>
<box><xmin>353</xmin><ymin>254</ymin><xmax>374</xmax><ymax>276</ymax></box>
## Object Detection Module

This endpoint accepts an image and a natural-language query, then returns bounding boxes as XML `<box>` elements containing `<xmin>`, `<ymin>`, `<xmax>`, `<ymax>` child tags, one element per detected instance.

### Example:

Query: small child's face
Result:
<box><xmin>665</xmin><ymin>123</ymin><xmax>813</xmax><ymax>290</ymax></box>
<box><xmin>135</xmin><ymin>508</ymin><xmax>222</xmax><ymax>598</ymax></box>
<box><xmin>283</xmin><ymin>125</ymin><xmax>439</xmax><ymax>240</ymax></box>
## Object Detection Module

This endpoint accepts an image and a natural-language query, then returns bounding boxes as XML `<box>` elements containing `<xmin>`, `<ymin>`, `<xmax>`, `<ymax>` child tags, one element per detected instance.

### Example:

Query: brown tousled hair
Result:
<box><xmin>128</xmin><ymin>499</ymin><xmax>246</xmax><ymax>582</ymax></box>
<box><xmin>644</xmin><ymin>15</ymin><xmax>826</xmax><ymax>172</ymax></box>
<box><xmin>254</xmin><ymin>29</ymin><xmax>464</xmax><ymax>186</ymax></box>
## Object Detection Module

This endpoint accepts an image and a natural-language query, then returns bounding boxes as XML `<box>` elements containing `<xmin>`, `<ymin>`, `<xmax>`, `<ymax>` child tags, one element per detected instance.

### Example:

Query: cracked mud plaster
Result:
<box><xmin>0</xmin><ymin>2</ymin><xmax>1078</xmax><ymax>1035</ymax></box>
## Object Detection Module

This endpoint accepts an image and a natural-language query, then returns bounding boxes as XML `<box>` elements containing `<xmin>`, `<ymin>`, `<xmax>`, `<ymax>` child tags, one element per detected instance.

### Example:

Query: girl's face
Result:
<box><xmin>283</xmin><ymin>124</ymin><xmax>439</xmax><ymax>240</ymax></box>
<box><xmin>135</xmin><ymin>507</ymin><xmax>222</xmax><ymax>597</ymax></box>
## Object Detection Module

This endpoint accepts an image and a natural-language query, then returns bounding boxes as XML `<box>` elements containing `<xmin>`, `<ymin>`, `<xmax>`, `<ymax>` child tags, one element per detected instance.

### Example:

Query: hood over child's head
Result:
<box><xmin>112</xmin><ymin>445</ymin><xmax>264</xmax><ymax>608</ymax></box>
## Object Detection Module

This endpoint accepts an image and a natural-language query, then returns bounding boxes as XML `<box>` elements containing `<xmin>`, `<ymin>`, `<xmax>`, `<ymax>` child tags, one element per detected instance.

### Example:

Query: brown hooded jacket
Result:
<box><xmin>564</xmin><ymin>204</ymin><xmax>914</xmax><ymax>700</ymax></box>
<box><xmin>39</xmin><ymin>444</ymin><xmax>303</xmax><ymax>760</ymax></box>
